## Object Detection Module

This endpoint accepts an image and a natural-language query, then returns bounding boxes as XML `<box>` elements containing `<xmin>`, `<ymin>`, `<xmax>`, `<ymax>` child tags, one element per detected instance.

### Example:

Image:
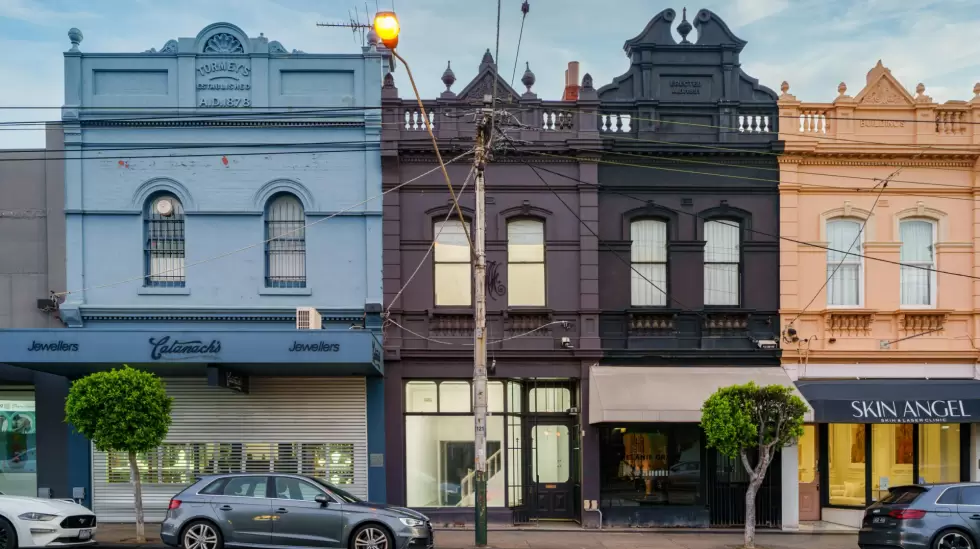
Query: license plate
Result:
<box><xmin>873</xmin><ymin>517</ymin><xmax>886</xmax><ymax>524</ymax></box>
<box><xmin>79</xmin><ymin>529</ymin><xmax>92</xmax><ymax>540</ymax></box>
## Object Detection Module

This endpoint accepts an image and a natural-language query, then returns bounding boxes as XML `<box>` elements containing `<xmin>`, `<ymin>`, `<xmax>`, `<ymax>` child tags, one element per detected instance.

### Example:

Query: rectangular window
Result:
<box><xmin>630</xmin><ymin>220</ymin><xmax>667</xmax><ymax>306</ymax></box>
<box><xmin>404</xmin><ymin>415</ymin><xmax>505</xmax><ymax>507</ymax></box>
<box><xmin>826</xmin><ymin>219</ymin><xmax>862</xmax><ymax>306</ymax></box>
<box><xmin>598</xmin><ymin>424</ymin><xmax>702</xmax><ymax>507</ymax></box>
<box><xmin>434</xmin><ymin>220</ymin><xmax>472</xmax><ymax>306</ymax></box>
<box><xmin>828</xmin><ymin>423</ymin><xmax>866</xmax><ymax>507</ymax></box>
<box><xmin>871</xmin><ymin>424</ymin><xmax>913</xmax><ymax>501</ymax></box>
<box><xmin>507</xmin><ymin>220</ymin><xmax>546</xmax><ymax>307</ymax></box>
<box><xmin>900</xmin><ymin>220</ymin><xmax>935</xmax><ymax>306</ymax></box>
<box><xmin>0</xmin><ymin>392</ymin><xmax>37</xmax><ymax>497</ymax></box>
<box><xmin>919</xmin><ymin>424</ymin><xmax>960</xmax><ymax>484</ymax></box>
<box><xmin>704</xmin><ymin>220</ymin><xmax>739</xmax><ymax>306</ymax></box>
<box><xmin>104</xmin><ymin>442</ymin><xmax>355</xmax><ymax>486</ymax></box>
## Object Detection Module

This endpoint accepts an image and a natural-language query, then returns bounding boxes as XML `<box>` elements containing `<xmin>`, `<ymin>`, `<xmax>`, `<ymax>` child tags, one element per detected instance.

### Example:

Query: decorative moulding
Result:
<box><xmin>823</xmin><ymin>309</ymin><xmax>876</xmax><ymax>336</ymax></box>
<box><xmin>132</xmin><ymin>177</ymin><xmax>195</xmax><ymax>211</ymax></box>
<box><xmin>253</xmin><ymin>179</ymin><xmax>316</xmax><ymax>212</ymax></box>
<box><xmin>898</xmin><ymin>311</ymin><xmax>950</xmax><ymax>333</ymax></box>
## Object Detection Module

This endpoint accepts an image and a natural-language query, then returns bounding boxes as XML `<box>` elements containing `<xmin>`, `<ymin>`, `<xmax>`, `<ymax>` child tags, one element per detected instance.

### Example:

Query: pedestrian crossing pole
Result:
<box><xmin>472</xmin><ymin>95</ymin><xmax>492</xmax><ymax>547</ymax></box>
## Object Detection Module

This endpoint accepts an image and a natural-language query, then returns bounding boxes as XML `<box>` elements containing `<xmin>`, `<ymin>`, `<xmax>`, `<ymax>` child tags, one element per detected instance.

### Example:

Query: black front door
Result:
<box><xmin>524</xmin><ymin>418</ymin><xmax>576</xmax><ymax>519</ymax></box>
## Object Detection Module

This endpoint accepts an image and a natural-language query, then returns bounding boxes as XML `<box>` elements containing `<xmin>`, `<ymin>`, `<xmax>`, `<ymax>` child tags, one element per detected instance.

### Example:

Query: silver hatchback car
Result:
<box><xmin>160</xmin><ymin>474</ymin><xmax>432</xmax><ymax>549</ymax></box>
<box><xmin>859</xmin><ymin>483</ymin><xmax>980</xmax><ymax>549</ymax></box>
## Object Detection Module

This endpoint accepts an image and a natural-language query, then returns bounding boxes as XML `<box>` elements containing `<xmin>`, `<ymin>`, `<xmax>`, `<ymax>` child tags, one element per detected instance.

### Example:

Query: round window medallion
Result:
<box><xmin>155</xmin><ymin>198</ymin><xmax>174</xmax><ymax>217</ymax></box>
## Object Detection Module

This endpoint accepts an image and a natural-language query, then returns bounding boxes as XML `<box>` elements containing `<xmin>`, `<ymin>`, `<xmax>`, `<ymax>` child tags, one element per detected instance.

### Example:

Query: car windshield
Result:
<box><xmin>309</xmin><ymin>478</ymin><xmax>361</xmax><ymax>503</ymax></box>
<box><xmin>880</xmin><ymin>486</ymin><xmax>926</xmax><ymax>504</ymax></box>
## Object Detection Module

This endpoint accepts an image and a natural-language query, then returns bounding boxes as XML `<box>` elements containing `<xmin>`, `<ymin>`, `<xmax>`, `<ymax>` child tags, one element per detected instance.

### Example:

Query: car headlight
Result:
<box><xmin>399</xmin><ymin>518</ymin><xmax>425</xmax><ymax>527</ymax></box>
<box><xmin>19</xmin><ymin>512</ymin><xmax>58</xmax><ymax>521</ymax></box>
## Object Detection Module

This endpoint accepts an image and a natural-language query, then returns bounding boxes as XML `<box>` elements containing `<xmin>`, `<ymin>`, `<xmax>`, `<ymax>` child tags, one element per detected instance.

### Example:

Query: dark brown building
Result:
<box><xmin>589</xmin><ymin>8</ymin><xmax>792</xmax><ymax>528</ymax></box>
<box><xmin>382</xmin><ymin>7</ymin><xmax>795</xmax><ymax>529</ymax></box>
<box><xmin>381</xmin><ymin>50</ymin><xmax>601</xmax><ymax>524</ymax></box>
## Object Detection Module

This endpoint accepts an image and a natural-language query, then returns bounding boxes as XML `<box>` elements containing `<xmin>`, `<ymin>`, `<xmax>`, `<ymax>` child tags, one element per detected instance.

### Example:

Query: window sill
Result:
<box><xmin>259</xmin><ymin>287</ymin><xmax>312</xmax><ymax>296</ymax></box>
<box><xmin>138</xmin><ymin>287</ymin><xmax>190</xmax><ymax>295</ymax></box>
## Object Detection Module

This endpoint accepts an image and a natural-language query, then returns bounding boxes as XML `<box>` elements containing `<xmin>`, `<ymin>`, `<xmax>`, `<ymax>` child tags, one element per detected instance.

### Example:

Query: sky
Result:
<box><xmin>1</xmin><ymin>0</ymin><xmax>979</xmax><ymax>149</ymax></box>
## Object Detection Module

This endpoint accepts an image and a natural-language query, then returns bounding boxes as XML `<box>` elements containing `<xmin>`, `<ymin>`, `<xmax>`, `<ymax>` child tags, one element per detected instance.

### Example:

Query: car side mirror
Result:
<box><xmin>314</xmin><ymin>494</ymin><xmax>330</xmax><ymax>506</ymax></box>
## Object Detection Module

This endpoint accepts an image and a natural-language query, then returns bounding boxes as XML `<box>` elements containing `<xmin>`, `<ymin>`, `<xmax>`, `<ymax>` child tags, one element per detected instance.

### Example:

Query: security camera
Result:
<box><xmin>755</xmin><ymin>339</ymin><xmax>778</xmax><ymax>350</ymax></box>
<box><xmin>561</xmin><ymin>337</ymin><xmax>573</xmax><ymax>349</ymax></box>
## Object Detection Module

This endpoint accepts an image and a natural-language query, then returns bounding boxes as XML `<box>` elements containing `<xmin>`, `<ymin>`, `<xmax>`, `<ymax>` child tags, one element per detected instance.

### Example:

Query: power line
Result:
<box><xmin>525</xmin><ymin>150</ymin><xmax>980</xmax><ymax>203</ymax></box>
<box><xmin>0</xmin><ymin>143</ymin><xmax>384</xmax><ymax>164</ymax></box>
<box><xmin>53</xmin><ymin>149</ymin><xmax>474</xmax><ymax>297</ymax></box>
<box><xmin>518</xmin><ymin>160</ymin><xmax>980</xmax><ymax>283</ymax></box>
<box><xmin>509</xmin><ymin>1</ymin><xmax>530</xmax><ymax>89</ymax></box>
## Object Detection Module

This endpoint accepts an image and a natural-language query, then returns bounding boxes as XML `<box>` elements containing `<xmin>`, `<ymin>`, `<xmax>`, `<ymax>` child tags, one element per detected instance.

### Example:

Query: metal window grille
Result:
<box><xmin>106</xmin><ymin>442</ymin><xmax>355</xmax><ymax>486</ymax></box>
<box><xmin>265</xmin><ymin>194</ymin><xmax>307</xmax><ymax>288</ymax></box>
<box><xmin>144</xmin><ymin>195</ymin><xmax>185</xmax><ymax>287</ymax></box>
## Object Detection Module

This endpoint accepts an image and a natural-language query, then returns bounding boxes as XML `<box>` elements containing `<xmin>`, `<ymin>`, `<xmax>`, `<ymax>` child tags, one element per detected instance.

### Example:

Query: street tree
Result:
<box><xmin>65</xmin><ymin>366</ymin><xmax>172</xmax><ymax>543</ymax></box>
<box><xmin>701</xmin><ymin>382</ymin><xmax>807</xmax><ymax>548</ymax></box>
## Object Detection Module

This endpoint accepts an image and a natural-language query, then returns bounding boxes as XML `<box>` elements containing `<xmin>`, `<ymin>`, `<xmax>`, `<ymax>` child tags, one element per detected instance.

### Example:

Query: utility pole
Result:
<box><xmin>472</xmin><ymin>94</ymin><xmax>492</xmax><ymax>547</ymax></box>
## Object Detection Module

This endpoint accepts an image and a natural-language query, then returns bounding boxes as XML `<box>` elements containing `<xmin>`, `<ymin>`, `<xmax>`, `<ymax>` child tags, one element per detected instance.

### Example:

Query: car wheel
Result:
<box><xmin>0</xmin><ymin>518</ymin><xmax>16</xmax><ymax>549</ymax></box>
<box><xmin>935</xmin><ymin>529</ymin><xmax>974</xmax><ymax>549</ymax></box>
<box><xmin>182</xmin><ymin>521</ymin><xmax>223</xmax><ymax>549</ymax></box>
<box><xmin>351</xmin><ymin>523</ymin><xmax>392</xmax><ymax>549</ymax></box>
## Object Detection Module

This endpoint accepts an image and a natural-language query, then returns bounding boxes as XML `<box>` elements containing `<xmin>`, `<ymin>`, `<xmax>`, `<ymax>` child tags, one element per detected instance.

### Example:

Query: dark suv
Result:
<box><xmin>859</xmin><ymin>483</ymin><xmax>980</xmax><ymax>549</ymax></box>
<box><xmin>160</xmin><ymin>473</ymin><xmax>432</xmax><ymax>549</ymax></box>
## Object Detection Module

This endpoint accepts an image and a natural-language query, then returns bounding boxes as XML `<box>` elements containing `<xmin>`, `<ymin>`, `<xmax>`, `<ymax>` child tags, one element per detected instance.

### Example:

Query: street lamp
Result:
<box><xmin>372</xmin><ymin>11</ymin><xmax>400</xmax><ymax>49</ymax></box>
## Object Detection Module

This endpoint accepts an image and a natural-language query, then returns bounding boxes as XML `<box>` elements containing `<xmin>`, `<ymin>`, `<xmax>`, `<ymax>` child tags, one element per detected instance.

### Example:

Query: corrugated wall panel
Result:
<box><xmin>92</xmin><ymin>377</ymin><xmax>367</xmax><ymax>522</ymax></box>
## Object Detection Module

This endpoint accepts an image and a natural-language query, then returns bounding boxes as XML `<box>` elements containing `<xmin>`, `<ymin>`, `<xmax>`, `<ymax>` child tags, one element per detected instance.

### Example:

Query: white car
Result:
<box><xmin>0</xmin><ymin>495</ymin><xmax>96</xmax><ymax>548</ymax></box>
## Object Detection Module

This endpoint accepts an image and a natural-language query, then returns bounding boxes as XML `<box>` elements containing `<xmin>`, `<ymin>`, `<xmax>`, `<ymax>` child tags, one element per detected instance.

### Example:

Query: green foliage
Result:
<box><xmin>702</xmin><ymin>382</ymin><xmax>807</xmax><ymax>459</ymax></box>
<box><xmin>65</xmin><ymin>366</ymin><xmax>173</xmax><ymax>454</ymax></box>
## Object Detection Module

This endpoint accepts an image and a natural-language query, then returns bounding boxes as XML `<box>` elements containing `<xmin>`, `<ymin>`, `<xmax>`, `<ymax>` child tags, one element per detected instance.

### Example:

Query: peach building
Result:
<box><xmin>778</xmin><ymin>62</ymin><xmax>980</xmax><ymax>527</ymax></box>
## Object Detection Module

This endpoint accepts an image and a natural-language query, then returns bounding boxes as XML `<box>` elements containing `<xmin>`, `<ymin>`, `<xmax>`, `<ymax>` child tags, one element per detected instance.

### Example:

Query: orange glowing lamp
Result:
<box><xmin>373</xmin><ymin>11</ymin><xmax>400</xmax><ymax>49</ymax></box>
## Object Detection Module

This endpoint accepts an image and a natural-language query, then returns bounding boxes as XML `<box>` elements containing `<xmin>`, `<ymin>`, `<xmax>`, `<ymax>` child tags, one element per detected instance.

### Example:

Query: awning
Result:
<box><xmin>588</xmin><ymin>366</ymin><xmax>812</xmax><ymax>423</ymax></box>
<box><xmin>0</xmin><ymin>328</ymin><xmax>383</xmax><ymax>377</ymax></box>
<box><xmin>796</xmin><ymin>379</ymin><xmax>980</xmax><ymax>423</ymax></box>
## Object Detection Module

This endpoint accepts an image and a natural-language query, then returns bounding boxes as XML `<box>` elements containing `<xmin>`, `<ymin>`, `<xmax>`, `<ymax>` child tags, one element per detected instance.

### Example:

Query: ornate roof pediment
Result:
<box><xmin>455</xmin><ymin>49</ymin><xmax>521</xmax><ymax>103</ymax></box>
<box><xmin>853</xmin><ymin>60</ymin><xmax>915</xmax><ymax>106</ymax></box>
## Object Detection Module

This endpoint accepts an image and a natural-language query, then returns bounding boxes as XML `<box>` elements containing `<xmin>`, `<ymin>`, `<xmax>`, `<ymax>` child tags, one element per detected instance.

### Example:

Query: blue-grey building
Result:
<box><xmin>0</xmin><ymin>23</ymin><xmax>386</xmax><ymax>520</ymax></box>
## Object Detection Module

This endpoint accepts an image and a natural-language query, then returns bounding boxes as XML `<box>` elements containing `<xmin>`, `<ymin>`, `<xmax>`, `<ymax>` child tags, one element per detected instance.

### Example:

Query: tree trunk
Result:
<box><xmin>744</xmin><ymin>476</ymin><xmax>763</xmax><ymax>548</ymax></box>
<box><xmin>128</xmin><ymin>450</ymin><xmax>146</xmax><ymax>543</ymax></box>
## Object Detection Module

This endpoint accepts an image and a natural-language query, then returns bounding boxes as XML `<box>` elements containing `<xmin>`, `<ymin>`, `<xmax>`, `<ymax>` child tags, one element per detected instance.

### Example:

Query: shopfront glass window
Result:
<box><xmin>919</xmin><ymin>424</ymin><xmax>960</xmax><ymax>484</ymax></box>
<box><xmin>798</xmin><ymin>425</ymin><xmax>816</xmax><ymax>483</ymax></box>
<box><xmin>871</xmin><ymin>424</ymin><xmax>913</xmax><ymax>501</ymax></box>
<box><xmin>405</xmin><ymin>382</ymin><xmax>437</xmax><ymax>413</ymax></box>
<box><xmin>528</xmin><ymin>387</ymin><xmax>570</xmax><ymax>413</ymax></box>
<box><xmin>598</xmin><ymin>424</ymin><xmax>701</xmax><ymax>507</ymax></box>
<box><xmin>0</xmin><ymin>392</ymin><xmax>36</xmax><ymax>497</ymax></box>
<box><xmin>439</xmin><ymin>382</ymin><xmax>470</xmax><ymax>412</ymax></box>
<box><xmin>405</xmin><ymin>415</ymin><xmax>505</xmax><ymax>507</ymax></box>
<box><xmin>828</xmin><ymin>424</ymin><xmax>866</xmax><ymax>506</ymax></box>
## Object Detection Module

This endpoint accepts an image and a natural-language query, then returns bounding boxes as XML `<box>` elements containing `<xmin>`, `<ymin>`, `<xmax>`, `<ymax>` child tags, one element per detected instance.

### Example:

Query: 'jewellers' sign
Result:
<box><xmin>841</xmin><ymin>399</ymin><xmax>974</xmax><ymax>423</ymax></box>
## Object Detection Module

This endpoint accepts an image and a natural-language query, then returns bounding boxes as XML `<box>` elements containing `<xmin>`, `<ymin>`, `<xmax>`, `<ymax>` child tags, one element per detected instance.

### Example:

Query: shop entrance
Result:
<box><xmin>798</xmin><ymin>425</ymin><xmax>820</xmax><ymax>521</ymax></box>
<box><xmin>524</xmin><ymin>417</ymin><xmax>576</xmax><ymax>519</ymax></box>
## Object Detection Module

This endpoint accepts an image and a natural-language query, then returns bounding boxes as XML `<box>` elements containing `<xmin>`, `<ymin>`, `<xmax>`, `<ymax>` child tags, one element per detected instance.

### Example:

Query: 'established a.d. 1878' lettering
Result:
<box><xmin>669</xmin><ymin>80</ymin><xmax>703</xmax><ymax>95</ymax></box>
<box><xmin>851</xmin><ymin>400</ymin><xmax>971</xmax><ymax>423</ymax></box>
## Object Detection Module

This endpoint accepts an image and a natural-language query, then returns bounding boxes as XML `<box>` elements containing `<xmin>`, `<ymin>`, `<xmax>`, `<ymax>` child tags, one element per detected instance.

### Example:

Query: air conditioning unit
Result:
<box><xmin>296</xmin><ymin>307</ymin><xmax>322</xmax><ymax>330</ymax></box>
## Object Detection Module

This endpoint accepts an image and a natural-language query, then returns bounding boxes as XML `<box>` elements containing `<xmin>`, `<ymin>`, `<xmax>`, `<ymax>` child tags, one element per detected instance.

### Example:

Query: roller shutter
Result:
<box><xmin>92</xmin><ymin>377</ymin><xmax>367</xmax><ymax>522</ymax></box>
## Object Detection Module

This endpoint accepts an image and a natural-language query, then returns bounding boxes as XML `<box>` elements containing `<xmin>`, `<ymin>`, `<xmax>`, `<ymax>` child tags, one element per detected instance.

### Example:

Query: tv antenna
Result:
<box><xmin>316</xmin><ymin>3</ymin><xmax>376</xmax><ymax>46</ymax></box>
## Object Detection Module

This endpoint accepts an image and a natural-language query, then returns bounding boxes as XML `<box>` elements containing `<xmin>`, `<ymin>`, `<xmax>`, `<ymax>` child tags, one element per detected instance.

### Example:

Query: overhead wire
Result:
<box><xmin>509</xmin><ymin>1</ymin><xmax>530</xmax><ymax>89</ymax></box>
<box><xmin>516</xmin><ymin>159</ymin><xmax>980</xmax><ymax>283</ymax></box>
<box><xmin>52</xmin><ymin>149</ymin><xmax>475</xmax><ymax>297</ymax></box>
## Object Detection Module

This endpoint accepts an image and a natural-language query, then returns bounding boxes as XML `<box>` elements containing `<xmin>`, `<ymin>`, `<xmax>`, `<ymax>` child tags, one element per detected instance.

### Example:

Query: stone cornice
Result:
<box><xmin>82</xmin><ymin>120</ymin><xmax>365</xmax><ymax>128</ymax></box>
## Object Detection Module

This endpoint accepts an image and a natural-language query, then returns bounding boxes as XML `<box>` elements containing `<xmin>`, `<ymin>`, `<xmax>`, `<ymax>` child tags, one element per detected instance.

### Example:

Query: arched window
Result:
<box><xmin>899</xmin><ymin>219</ymin><xmax>936</xmax><ymax>306</ymax></box>
<box><xmin>144</xmin><ymin>194</ymin><xmax>186</xmax><ymax>287</ymax></box>
<box><xmin>704</xmin><ymin>220</ymin><xmax>740</xmax><ymax>306</ymax></box>
<box><xmin>826</xmin><ymin>219</ymin><xmax>863</xmax><ymax>306</ymax></box>
<box><xmin>434</xmin><ymin>220</ymin><xmax>472</xmax><ymax>306</ymax></box>
<box><xmin>630</xmin><ymin>219</ymin><xmax>667</xmax><ymax>306</ymax></box>
<box><xmin>265</xmin><ymin>194</ymin><xmax>306</xmax><ymax>288</ymax></box>
<box><xmin>507</xmin><ymin>219</ymin><xmax>545</xmax><ymax>307</ymax></box>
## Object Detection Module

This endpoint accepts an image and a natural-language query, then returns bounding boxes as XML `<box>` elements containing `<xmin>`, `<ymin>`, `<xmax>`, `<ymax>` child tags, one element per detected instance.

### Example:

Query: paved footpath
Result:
<box><xmin>96</xmin><ymin>524</ymin><xmax>859</xmax><ymax>549</ymax></box>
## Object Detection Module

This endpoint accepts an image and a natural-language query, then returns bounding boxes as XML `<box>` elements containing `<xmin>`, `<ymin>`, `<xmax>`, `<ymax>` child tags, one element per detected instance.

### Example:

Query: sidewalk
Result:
<box><xmin>95</xmin><ymin>523</ymin><xmax>859</xmax><ymax>549</ymax></box>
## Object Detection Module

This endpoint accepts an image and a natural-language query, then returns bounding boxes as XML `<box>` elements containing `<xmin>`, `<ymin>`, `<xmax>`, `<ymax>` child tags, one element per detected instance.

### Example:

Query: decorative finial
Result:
<box><xmin>521</xmin><ymin>61</ymin><xmax>536</xmax><ymax>93</ymax></box>
<box><xmin>441</xmin><ymin>61</ymin><xmax>456</xmax><ymax>91</ymax></box>
<box><xmin>916</xmin><ymin>82</ymin><xmax>925</xmax><ymax>96</ymax></box>
<box><xmin>480</xmin><ymin>48</ymin><xmax>495</xmax><ymax>70</ymax></box>
<box><xmin>68</xmin><ymin>28</ymin><xmax>83</xmax><ymax>52</ymax></box>
<box><xmin>367</xmin><ymin>28</ymin><xmax>379</xmax><ymax>47</ymax></box>
<box><xmin>383</xmin><ymin>72</ymin><xmax>395</xmax><ymax>89</ymax></box>
<box><xmin>677</xmin><ymin>7</ymin><xmax>693</xmax><ymax>44</ymax></box>
<box><xmin>838</xmin><ymin>82</ymin><xmax>847</xmax><ymax>96</ymax></box>
<box><xmin>780</xmin><ymin>81</ymin><xmax>789</xmax><ymax>94</ymax></box>
<box><xmin>259</xmin><ymin>32</ymin><xmax>264</xmax><ymax>37</ymax></box>
<box><xmin>974</xmin><ymin>82</ymin><xmax>980</xmax><ymax>97</ymax></box>
<box><xmin>582</xmin><ymin>73</ymin><xmax>594</xmax><ymax>90</ymax></box>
